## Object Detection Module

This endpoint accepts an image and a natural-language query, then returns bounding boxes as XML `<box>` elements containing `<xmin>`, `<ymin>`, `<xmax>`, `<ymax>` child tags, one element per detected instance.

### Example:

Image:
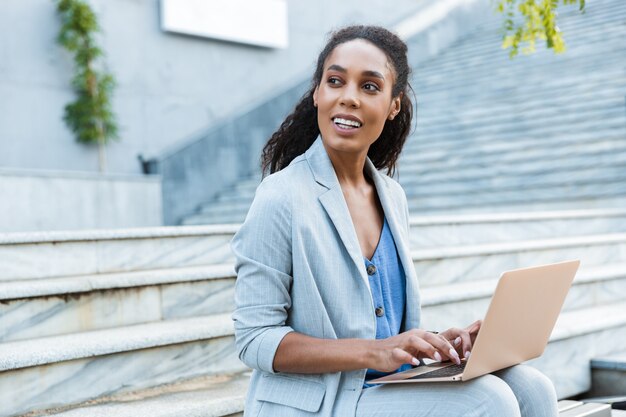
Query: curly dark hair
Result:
<box><xmin>260</xmin><ymin>25</ymin><xmax>415</xmax><ymax>178</ymax></box>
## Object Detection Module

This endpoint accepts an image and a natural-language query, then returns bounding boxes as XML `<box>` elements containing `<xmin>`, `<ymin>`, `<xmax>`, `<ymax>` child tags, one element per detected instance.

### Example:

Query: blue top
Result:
<box><xmin>363</xmin><ymin>216</ymin><xmax>411</xmax><ymax>387</ymax></box>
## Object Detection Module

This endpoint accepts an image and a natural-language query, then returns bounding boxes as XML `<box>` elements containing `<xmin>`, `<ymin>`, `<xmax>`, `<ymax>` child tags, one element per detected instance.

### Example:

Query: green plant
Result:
<box><xmin>55</xmin><ymin>0</ymin><xmax>119</xmax><ymax>172</ymax></box>
<box><xmin>496</xmin><ymin>0</ymin><xmax>586</xmax><ymax>58</ymax></box>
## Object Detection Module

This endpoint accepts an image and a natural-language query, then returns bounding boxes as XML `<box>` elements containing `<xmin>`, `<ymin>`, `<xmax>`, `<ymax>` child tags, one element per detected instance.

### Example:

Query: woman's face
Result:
<box><xmin>313</xmin><ymin>39</ymin><xmax>401</xmax><ymax>155</ymax></box>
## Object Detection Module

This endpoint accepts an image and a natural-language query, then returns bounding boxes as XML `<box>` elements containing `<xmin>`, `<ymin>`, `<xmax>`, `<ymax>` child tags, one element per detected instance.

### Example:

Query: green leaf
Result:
<box><xmin>55</xmin><ymin>0</ymin><xmax>118</xmax><ymax>154</ymax></box>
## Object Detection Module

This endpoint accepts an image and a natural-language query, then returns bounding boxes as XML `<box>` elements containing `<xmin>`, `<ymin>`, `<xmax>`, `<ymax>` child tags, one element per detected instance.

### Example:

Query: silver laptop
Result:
<box><xmin>368</xmin><ymin>260</ymin><xmax>580</xmax><ymax>384</ymax></box>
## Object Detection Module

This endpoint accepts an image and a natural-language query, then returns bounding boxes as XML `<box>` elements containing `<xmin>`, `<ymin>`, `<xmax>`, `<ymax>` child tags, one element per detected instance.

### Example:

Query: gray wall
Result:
<box><xmin>0</xmin><ymin>169</ymin><xmax>162</xmax><ymax>232</ymax></box>
<box><xmin>0</xmin><ymin>0</ymin><xmax>427</xmax><ymax>175</ymax></box>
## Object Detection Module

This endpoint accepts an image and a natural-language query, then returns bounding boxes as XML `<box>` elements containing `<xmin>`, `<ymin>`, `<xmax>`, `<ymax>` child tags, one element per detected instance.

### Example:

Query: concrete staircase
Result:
<box><xmin>1</xmin><ymin>207</ymin><xmax>626</xmax><ymax>416</ymax></box>
<box><xmin>183</xmin><ymin>0</ymin><xmax>626</xmax><ymax>226</ymax></box>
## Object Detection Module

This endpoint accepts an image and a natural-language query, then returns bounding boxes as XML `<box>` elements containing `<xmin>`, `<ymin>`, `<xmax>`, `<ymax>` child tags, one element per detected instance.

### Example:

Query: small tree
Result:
<box><xmin>496</xmin><ymin>0</ymin><xmax>586</xmax><ymax>58</ymax></box>
<box><xmin>55</xmin><ymin>0</ymin><xmax>119</xmax><ymax>172</ymax></box>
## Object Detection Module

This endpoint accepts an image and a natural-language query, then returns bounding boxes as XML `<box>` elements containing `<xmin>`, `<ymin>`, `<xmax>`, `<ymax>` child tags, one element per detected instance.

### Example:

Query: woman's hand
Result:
<box><xmin>369</xmin><ymin>328</ymin><xmax>462</xmax><ymax>373</ymax></box>
<box><xmin>439</xmin><ymin>320</ymin><xmax>482</xmax><ymax>360</ymax></box>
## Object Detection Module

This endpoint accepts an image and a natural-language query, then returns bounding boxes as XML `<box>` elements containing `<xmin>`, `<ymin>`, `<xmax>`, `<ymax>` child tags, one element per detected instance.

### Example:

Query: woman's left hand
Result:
<box><xmin>439</xmin><ymin>320</ymin><xmax>482</xmax><ymax>360</ymax></box>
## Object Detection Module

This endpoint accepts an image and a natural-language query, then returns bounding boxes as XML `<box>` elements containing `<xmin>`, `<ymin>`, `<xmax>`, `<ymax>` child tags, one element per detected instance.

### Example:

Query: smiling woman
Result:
<box><xmin>231</xmin><ymin>25</ymin><xmax>559</xmax><ymax>417</ymax></box>
<box><xmin>260</xmin><ymin>26</ymin><xmax>412</xmax><ymax>179</ymax></box>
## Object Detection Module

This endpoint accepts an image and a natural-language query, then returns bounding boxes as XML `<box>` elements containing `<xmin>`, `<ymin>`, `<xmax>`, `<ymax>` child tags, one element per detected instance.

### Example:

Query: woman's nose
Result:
<box><xmin>339</xmin><ymin>84</ymin><xmax>360</xmax><ymax>108</ymax></box>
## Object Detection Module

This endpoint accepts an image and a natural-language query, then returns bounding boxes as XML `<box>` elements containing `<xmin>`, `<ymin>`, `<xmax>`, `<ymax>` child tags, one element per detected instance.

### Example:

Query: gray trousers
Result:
<box><xmin>356</xmin><ymin>364</ymin><xmax>558</xmax><ymax>417</ymax></box>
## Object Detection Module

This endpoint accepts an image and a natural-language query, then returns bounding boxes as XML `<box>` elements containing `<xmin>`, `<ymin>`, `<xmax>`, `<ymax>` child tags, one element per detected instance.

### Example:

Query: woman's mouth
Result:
<box><xmin>332</xmin><ymin>117</ymin><xmax>362</xmax><ymax>130</ymax></box>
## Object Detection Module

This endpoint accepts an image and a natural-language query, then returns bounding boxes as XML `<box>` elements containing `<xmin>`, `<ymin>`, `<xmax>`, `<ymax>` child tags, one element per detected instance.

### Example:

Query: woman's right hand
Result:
<box><xmin>369</xmin><ymin>329</ymin><xmax>461</xmax><ymax>373</ymax></box>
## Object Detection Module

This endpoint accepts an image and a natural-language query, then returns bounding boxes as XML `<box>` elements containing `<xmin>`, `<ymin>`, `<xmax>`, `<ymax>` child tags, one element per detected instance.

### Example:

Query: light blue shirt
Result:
<box><xmin>363</xmin><ymin>215</ymin><xmax>411</xmax><ymax>387</ymax></box>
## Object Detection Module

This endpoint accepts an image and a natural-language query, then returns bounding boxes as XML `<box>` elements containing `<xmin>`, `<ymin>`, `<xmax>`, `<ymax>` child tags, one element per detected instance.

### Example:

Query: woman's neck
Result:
<box><xmin>325</xmin><ymin>146</ymin><xmax>372</xmax><ymax>191</ymax></box>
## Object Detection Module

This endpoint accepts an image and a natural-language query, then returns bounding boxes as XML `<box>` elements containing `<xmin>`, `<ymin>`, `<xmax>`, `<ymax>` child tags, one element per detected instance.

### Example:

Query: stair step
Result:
<box><xmin>559</xmin><ymin>402</ymin><xmax>612</xmax><ymax>416</ymax></box>
<box><xmin>416</xmin><ymin>96</ymin><xmax>625</xmax><ymax>133</ymax></box>
<box><xmin>527</xmin><ymin>301</ymin><xmax>626</xmax><ymax>398</ymax></box>
<box><xmin>0</xmin><ymin>314</ymin><xmax>244</xmax><ymax>417</ymax></box>
<box><xmin>402</xmin><ymin>168</ymin><xmax>626</xmax><ymax>196</ymax></box>
<box><xmin>0</xmin><ymin>314</ymin><xmax>233</xmax><ymax>372</ymax></box>
<box><xmin>408</xmin><ymin>208</ymin><xmax>626</xmax><ymax>247</ymax></box>
<box><xmin>420</xmin><ymin>262</ymin><xmax>626</xmax><ymax>330</ymax></box>
<box><xmin>402</xmin><ymin>132</ymin><xmax>626</xmax><ymax>166</ymax></box>
<box><xmin>405</xmin><ymin>182</ymin><xmax>626</xmax><ymax>214</ymax></box>
<box><xmin>26</xmin><ymin>372</ymin><xmax>249</xmax><ymax>417</ymax></box>
<box><xmin>412</xmin><ymin>233</ymin><xmax>626</xmax><ymax>286</ymax></box>
<box><xmin>400</xmin><ymin>139</ymin><xmax>626</xmax><ymax>174</ymax></box>
<box><xmin>410</xmin><ymin>109</ymin><xmax>626</xmax><ymax>144</ymax></box>
<box><xmin>0</xmin><ymin>225</ymin><xmax>238</xmax><ymax>281</ymax></box>
<box><xmin>0</xmin><ymin>264</ymin><xmax>235</xmax><ymax>342</ymax></box>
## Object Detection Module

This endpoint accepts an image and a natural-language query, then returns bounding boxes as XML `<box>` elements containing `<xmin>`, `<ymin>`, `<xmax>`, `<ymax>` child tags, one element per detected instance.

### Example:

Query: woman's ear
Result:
<box><xmin>388</xmin><ymin>93</ymin><xmax>403</xmax><ymax>120</ymax></box>
<box><xmin>313</xmin><ymin>86</ymin><xmax>319</xmax><ymax>108</ymax></box>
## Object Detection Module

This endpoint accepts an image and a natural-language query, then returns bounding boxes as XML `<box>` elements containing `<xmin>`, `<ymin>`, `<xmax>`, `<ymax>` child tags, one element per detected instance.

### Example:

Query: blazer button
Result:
<box><xmin>367</xmin><ymin>264</ymin><xmax>377</xmax><ymax>275</ymax></box>
<box><xmin>375</xmin><ymin>307</ymin><xmax>385</xmax><ymax>317</ymax></box>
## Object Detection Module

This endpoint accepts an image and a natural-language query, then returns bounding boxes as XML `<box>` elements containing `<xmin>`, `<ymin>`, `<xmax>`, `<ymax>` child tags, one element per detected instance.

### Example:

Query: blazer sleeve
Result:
<box><xmin>230</xmin><ymin>175</ymin><xmax>295</xmax><ymax>374</ymax></box>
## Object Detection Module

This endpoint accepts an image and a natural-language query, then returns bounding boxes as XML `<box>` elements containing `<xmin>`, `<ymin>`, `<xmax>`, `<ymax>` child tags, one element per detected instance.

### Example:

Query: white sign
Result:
<box><xmin>161</xmin><ymin>0</ymin><xmax>288</xmax><ymax>49</ymax></box>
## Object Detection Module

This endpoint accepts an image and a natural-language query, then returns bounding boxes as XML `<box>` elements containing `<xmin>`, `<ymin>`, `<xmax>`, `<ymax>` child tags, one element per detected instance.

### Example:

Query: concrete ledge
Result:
<box><xmin>420</xmin><ymin>263</ymin><xmax>626</xmax><ymax>330</ymax></box>
<box><xmin>421</xmin><ymin>262</ymin><xmax>626</xmax><ymax>306</ymax></box>
<box><xmin>0</xmin><ymin>170</ymin><xmax>163</xmax><ymax>233</ymax></box>
<box><xmin>527</xmin><ymin>302</ymin><xmax>626</xmax><ymax>398</ymax></box>
<box><xmin>408</xmin><ymin>208</ymin><xmax>626</xmax><ymax>226</ymax></box>
<box><xmin>26</xmin><ymin>372</ymin><xmax>250</xmax><ymax>417</ymax></box>
<box><xmin>0</xmin><ymin>224</ymin><xmax>239</xmax><ymax>245</ymax></box>
<box><xmin>590</xmin><ymin>353</ymin><xmax>626</xmax><ymax>397</ymax></box>
<box><xmin>0</xmin><ymin>326</ymin><xmax>244</xmax><ymax>417</ymax></box>
<box><xmin>0</xmin><ymin>168</ymin><xmax>161</xmax><ymax>182</ymax></box>
<box><xmin>551</xmin><ymin>302</ymin><xmax>626</xmax><ymax>342</ymax></box>
<box><xmin>412</xmin><ymin>233</ymin><xmax>626</xmax><ymax>260</ymax></box>
<box><xmin>0</xmin><ymin>264</ymin><xmax>235</xmax><ymax>300</ymax></box>
<box><xmin>592</xmin><ymin>351</ymin><xmax>626</xmax><ymax>371</ymax></box>
<box><xmin>0</xmin><ymin>314</ymin><xmax>233</xmax><ymax>372</ymax></box>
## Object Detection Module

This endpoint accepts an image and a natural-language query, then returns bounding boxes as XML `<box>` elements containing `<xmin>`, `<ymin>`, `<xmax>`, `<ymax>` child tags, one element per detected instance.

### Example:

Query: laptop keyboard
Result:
<box><xmin>408</xmin><ymin>362</ymin><xmax>467</xmax><ymax>380</ymax></box>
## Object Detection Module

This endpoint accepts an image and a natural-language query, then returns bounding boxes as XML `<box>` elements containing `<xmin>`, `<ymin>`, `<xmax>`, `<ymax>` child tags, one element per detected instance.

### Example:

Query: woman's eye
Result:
<box><xmin>328</xmin><ymin>77</ymin><xmax>342</xmax><ymax>85</ymax></box>
<box><xmin>363</xmin><ymin>82</ymin><xmax>380</xmax><ymax>91</ymax></box>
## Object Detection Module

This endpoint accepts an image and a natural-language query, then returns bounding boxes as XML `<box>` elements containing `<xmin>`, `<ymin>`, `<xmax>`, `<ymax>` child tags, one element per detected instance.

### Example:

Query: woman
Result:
<box><xmin>230</xmin><ymin>25</ymin><xmax>558</xmax><ymax>417</ymax></box>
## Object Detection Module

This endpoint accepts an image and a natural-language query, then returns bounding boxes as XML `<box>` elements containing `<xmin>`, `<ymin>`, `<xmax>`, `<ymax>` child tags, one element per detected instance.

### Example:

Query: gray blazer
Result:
<box><xmin>230</xmin><ymin>135</ymin><xmax>422</xmax><ymax>417</ymax></box>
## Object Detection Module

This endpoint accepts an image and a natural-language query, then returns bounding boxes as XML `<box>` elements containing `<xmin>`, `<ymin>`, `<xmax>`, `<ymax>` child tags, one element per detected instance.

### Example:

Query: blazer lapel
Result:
<box><xmin>306</xmin><ymin>136</ymin><xmax>371</xmax><ymax>292</ymax></box>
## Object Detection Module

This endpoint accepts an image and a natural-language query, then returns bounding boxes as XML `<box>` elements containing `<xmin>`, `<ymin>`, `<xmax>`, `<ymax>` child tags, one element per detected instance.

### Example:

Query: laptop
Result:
<box><xmin>368</xmin><ymin>259</ymin><xmax>581</xmax><ymax>384</ymax></box>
